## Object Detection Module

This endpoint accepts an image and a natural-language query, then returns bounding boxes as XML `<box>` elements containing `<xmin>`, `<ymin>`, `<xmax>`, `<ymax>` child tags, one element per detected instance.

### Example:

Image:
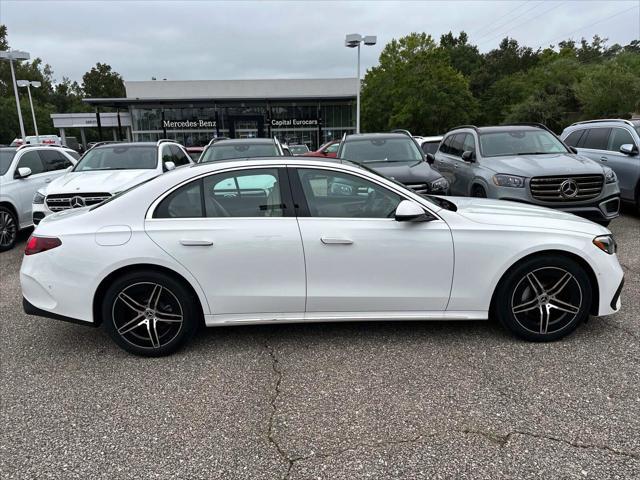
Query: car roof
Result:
<box><xmin>92</xmin><ymin>142</ymin><xmax>158</xmax><ymax>149</ymax></box>
<box><xmin>567</xmin><ymin>119</ymin><xmax>640</xmax><ymax>129</ymax></box>
<box><xmin>212</xmin><ymin>138</ymin><xmax>275</xmax><ymax>145</ymax></box>
<box><xmin>344</xmin><ymin>133</ymin><xmax>410</xmax><ymax>141</ymax></box>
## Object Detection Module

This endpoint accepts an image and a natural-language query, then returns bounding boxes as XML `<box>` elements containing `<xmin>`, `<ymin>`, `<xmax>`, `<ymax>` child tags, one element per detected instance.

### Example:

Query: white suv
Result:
<box><xmin>33</xmin><ymin>140</ymin><xmax>192</xmax><ymax>225</ymax></box>
<box><xmin>0</xmin><ymin>145</ymin><xmax>78</xmax><ymax>251</ymax></box>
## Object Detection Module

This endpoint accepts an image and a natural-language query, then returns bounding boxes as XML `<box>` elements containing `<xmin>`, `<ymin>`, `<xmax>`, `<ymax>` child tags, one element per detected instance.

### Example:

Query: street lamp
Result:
<box><xmin>17</xmin><ymin>80</ymin><xmax>42</xmax><ymax>143</ymax></box>
<box><xmin>0</xmin><ymin>50</ymin><xmax>30</xmax><ymax>142</ymax></box>
<box><xmin>345</xmin><ymin>33</ymin><xmax>376</xmax><ymax>134</ymax></box>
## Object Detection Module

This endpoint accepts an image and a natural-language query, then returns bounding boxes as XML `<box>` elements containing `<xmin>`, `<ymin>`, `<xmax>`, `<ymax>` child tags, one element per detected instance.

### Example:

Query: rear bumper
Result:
<box><xmin>23</xmin><ymin>297</ymin><xmax>96</xmax><ymax>327</ymax></box>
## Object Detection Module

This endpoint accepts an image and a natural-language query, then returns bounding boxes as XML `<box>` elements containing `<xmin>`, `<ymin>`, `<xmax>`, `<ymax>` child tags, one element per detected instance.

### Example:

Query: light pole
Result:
<box><xmin>17</xmin><ymin>80</ymin><xmax>42</xmax><ymax>143</ymax></box>
<box><xmin>0</xmin><ymin>50</ymin><xmax>30</xmax><ymax>142</ymax></box>
<box><xmin>345</xmin><ymin>34</ymin><xmax>376</xmax><ymax>134</ymax></box>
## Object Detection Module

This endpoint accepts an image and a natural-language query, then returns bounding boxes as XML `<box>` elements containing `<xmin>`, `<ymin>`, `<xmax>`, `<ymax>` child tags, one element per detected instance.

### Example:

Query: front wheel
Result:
<box><xmin>494</xmin><ymin>255</ymin><xmax>592</xmax><ymax>342</ymax></box>
<box><xmin>471</xmin><ymin>185</ymin><xmax>487</xmax><ymax>198</ymax></box>
<box><xmin>0</xmin><ymin>206</ymin><xmax>18</xmax><ymax>252</ymax></box>
<box><xmin>102</xmin><ymin>271</ymin><xmax>200</xmax><ymax>356</ymax></box>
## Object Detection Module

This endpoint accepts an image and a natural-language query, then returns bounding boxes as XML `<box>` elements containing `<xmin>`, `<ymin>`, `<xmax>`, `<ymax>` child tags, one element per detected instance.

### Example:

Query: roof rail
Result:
<box><xmin>570</xmin><ymin>118</ymin><xmax>635</xmax><ymax>127</ymax></box>
<box><xmin>501</xmin><ymin>122</ymin><xmax>555</xmax><ymax>134</ymax></box>
<box><xmin>390</xmin><ymin>129</ymin><xmax>413</xmax><ymax>137</ymax></box>
<box><xmin>449</xmin><ymin>125</ymin><xmax>479</xmax><ymax>131</ymax></box>
<box><xmin>16</xmin><ymin>143</ymin><xmax>65</xmax><ymax>151</ymax></box>
<box><xmin>157</xmin><ymin>139</ymin><xmax>177</xmax><ymax>146</ymax></box>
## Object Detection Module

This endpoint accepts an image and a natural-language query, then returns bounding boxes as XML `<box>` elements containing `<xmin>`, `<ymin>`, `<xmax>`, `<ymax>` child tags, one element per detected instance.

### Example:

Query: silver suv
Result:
<box><xmin>431</xmin><ymin>124</ymin><xmax>620</xmax><ymax>225</ymax></box>
<box><xmin>0</xmin><ymin>145</ymin><xmax>78</xmax><ymax>251</ymax></box>
<box><xmin>561</xmin><ymin>119</ymin><xmax>640</xmax><ymax>213</ymax></box>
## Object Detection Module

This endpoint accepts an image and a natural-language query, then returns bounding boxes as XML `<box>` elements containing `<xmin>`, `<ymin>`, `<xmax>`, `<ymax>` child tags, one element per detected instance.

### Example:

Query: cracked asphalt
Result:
<box><xmin>1</xmin><ymin>211</ymin><xmax>639</xmax><ymax>479</ymax></box>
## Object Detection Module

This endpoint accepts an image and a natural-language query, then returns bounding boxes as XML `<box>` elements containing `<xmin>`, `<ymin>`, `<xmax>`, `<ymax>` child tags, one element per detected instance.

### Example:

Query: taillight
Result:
<box><xmin>25</xmin><ymin>235</ymin><xmax>62</xmax><ymax>255</ymax></box>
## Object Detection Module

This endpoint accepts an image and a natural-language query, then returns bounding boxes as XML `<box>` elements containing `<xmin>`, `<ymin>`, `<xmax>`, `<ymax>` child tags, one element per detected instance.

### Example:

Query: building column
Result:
<box><xmin>80</xmin><ymin>128</ymin><xmax>87</xmax><ymax>149</ymax></box>
<box><xmin>59</xmin><ymin>127</ymin><xmax>67</xmax><ymax>145</ymax></box>
<box><xmin>95</xmin><ymin>107</ymin><xmax>103</xmax><ymax>140</ymax></box>
<box><xmin>113</xmin><ymin>129</ymin><xmax>118</xmax><ymax>141</ymax></box>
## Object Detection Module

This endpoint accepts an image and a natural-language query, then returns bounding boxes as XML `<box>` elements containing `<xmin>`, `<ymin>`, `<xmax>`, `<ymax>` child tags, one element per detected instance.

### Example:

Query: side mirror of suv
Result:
<box><xmin>14</xmin><ymin>167</ymin><xmax>32</xmax><ymax>179</ymax></box>
<box><xmin>163</xmin><ymin>161</ymin><xmax>176</xmax><ymax>172</ymax></box>
<box><xmin>461</xmin><ymin>150</ymin><xmax>475</xmax><ymax>162</ymax></box>
<box><xmin>619</xmin><ymin>144</ymin><xmax>638</xmax><ymax>156</ymax></box>
<box><xmin>425</xmin><ymin>153</ymin><xmax>435</xmax><ymax>165</ymax></box>
<box><xmin>395</xmin><ymin>200</ymin><xmax>433</xmax><ymax>222</ymax></box>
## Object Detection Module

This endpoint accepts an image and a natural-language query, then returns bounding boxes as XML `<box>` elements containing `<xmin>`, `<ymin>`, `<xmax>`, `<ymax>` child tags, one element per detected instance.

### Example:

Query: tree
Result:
<box><xmin>82</xmin><ymin>62</ymin><xmax>125</xmax><ymax>98</ymax></box>
<box><xmin>439</xmin><ymin>31</ymin><xmax>482</xmax><ymax>77</ymax></box>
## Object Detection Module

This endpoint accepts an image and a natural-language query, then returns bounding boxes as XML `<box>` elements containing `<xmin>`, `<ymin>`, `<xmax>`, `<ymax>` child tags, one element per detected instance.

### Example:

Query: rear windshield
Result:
<box><xmin>341</xmin><ymin>137</ymin><xmax>423</xmax><ymax>163</ymax></box>
<box><xmin>199</xmin><ymin>143</ymin><xmax>279</xmax><ymax>162</ymax></box>
<box><xmin>479</xmin><ymin>130</ymin><xmax>568</xmax><ymax>157</ymax></box>
<box><xmin>290</xmin><ymin>145</ymin><xmax>309</xmax><ymax>154</ymax></box>
<box><xmin>0</xmin><ymin>149</ymin><xmax>17</xmax><ymax>176</ymax></box>
<box><xmin>74</xmin><ymin>145</ymin><xmax>158</xmax><ymax>171</ymax></box>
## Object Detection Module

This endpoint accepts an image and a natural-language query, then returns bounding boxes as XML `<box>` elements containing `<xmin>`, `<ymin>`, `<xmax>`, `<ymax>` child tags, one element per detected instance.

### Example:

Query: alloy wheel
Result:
<box><xmin>0</xmin><ymin>210</ymin><xmax>17</xmax><ymax>248</ymax></box>
<box><xmin>511</xmin><ymin>267</ymin><xmax>583</xmax><ymax>335</ymax></box>
<box><xmin>112</xmin><ymin>282</ymin><xmax>184</xmax><ymax>349</ymax></box>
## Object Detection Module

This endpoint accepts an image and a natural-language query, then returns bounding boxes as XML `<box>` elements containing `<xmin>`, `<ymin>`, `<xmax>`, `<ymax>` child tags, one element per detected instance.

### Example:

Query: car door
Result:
<box><xmin>12</xmin><ymin>150</ymin><xmax>51</xmax><ymax>223</ymax></box>
<box><xmin>605</xmin><ymin>127</ymin><xmax>639</xmax><ymax>202</ymax></box>
<box><xmin>291</xmin><ymin>166</ymin><xmax>454</xmax><ymax>313</ymax></box>
<box><xmin>575</xmin><ymin>127</ymin><xmax>611</xmax><ymax>164</ymax></box>
<box><xmin>434</xmin><ymin>135</ymin><xmax>454</xmax><ymax>184</ymax></box>
<box><xmin>145</xmin><ymin>166</ymin><xmax>306</xmax><ymax>315</ymax></box>
<box><xmin>446</xmin><ymin>134</ymin><xmax>468</xmax><ymax>195</ymax></box>
<box><xmin>455</xmin><ymin>133</ymin><xmax>478</xmax><ymax>195</ymax></box>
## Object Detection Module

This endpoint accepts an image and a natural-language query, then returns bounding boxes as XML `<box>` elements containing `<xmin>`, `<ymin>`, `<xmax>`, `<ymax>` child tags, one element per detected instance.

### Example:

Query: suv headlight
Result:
<box><xmin>604</xmin><ymin>168</ymin><xmax>617</xmax><ymax>184</ymax></box>
<box><xmin>493</xmin><ymin>174</ymin><xmax>525</xmax><ymax>188</ymax></box>
<box><xmin>593</xmin><ymin>235</ymin><xmax>616</xmax><ymax>254</ymax></box>
<box><xmin>33</xmin><ymin>190</ymin><xmax>45</xmax><ymax>204</ymax></box>
<box><xmin>430</xmin><ymin>177</ymin><xmax>449</xmax><ymax>192</ymax></box>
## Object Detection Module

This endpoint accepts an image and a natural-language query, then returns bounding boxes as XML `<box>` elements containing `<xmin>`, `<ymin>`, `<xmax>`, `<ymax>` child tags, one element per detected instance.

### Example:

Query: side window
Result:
<box><xmin>608</xmin><ymin>128</ymin><xmax>636</xmax><ymax>152</ymax></box>
<box><xmin>564</xmin><ymin>130</ymin><xmax>584</xmax><ymax>147</ymax></box>
<box><xmin>16</xmin><ymin>151</ymin><xmax>45</xmax><ymax>175</ymax></box>
<box><xmin>154</xmin><ymin>179</ymin><xmax>203</xmax><ymax>218</ymax></box>
<box><xmin>461</xmin><ymin>133</ymin><xmax>476</xmax><ymax>154</ymax></box>
<box><xmin>161</xmin><ymin>145</ymin><xmax>175</xmax><ymax>163</ymax></box>
<box><xmin>39</xmin><ymin>150</ymin><xmax>73</xmax><ymax>172</ymax></box>
<box><xmin>325</xmin><ymin>143</ymin><xmax>339</xmax><ymax>154</ymax></box>
<box><xmin>296</xmin><ymin>168</ymin><xmax>402</xmax><ymax>219</ymax></box>
<box><xmin>449</xmin><ymin>134</ymin><xmax>464</xmax><ymax>157</ymax></box>
<box><xmin>581</xmin><ymin>128</ymin><xmax>611</xmax><ymax>150</ymax></box>
<box><xmin>204</xmin><ymin>168</ymin><xmax>284</xmax><ymax>217</ymax></box>
<box><xmin>170</xmin><ymin>145</ymin><xmax>191</xmax><ymax>166</ymax></box>
<box><xmin>439</xmin><ymin>135</ymin><xmax>452</xmax><ymax>154</ymax></box>
<box><xmin>421</xmin><ymin>142</ymin><xmax>439</xmax><ymax>155</ymax></box>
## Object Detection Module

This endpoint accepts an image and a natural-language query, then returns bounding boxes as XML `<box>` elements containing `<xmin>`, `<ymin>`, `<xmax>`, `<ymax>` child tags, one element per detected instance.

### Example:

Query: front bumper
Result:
<box><xmin>31</xmin><ymin>202</ymin><xmax>53</xmax><ymax>225</ymax></box>
<box><xmin>498</xmin><ymin>193</ymin><xmax>620</xmax><ymax>222</ymax></box>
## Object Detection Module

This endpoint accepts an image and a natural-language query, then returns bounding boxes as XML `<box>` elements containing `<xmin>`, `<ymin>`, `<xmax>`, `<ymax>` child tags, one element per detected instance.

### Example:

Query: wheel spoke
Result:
<box><xmin>148</xmin><ymin>319</ymin><xmax>161</xmax><ymax>348</ymax></box>
<box><xmin>117</xmin><ymin>314</ymin><xmax>145</xmax><ymax>335</ymax></box>
<box><xmin>549</xmin><ymin>298</ymin><xmax>580</xmax><ymax>315</ymax></box>
<box><xmin>539</xmin><ymin>304</ymin><xmax>551</xmax><ymax>334</ymax></box>
<box><xmin>118</xmin><ymin>292</ymin><xmax>146</xmax><ymax>313</ymax></box>
<box><xmin>548</xmin><ymin>272</ymin><xmax>573</xmax><ymax>297</ymax></box>
<box><xmin>527</xmin><ymin>272</ymin><xmax>545</xmax><ymax>296</ymax></box>
<box><xmin>513</xmin><ymin>297</ymin><xmax>539</xmax><ymax>314</ymax></box>
<box><xmin>155</xmin><ymin>311</ymin><xmax>183</xmax><ymax>323</ymax></box>
<box><xmin>148</xmin><ymin>284</ymin><xmax>163</xmax><ymax>310</ymax></box>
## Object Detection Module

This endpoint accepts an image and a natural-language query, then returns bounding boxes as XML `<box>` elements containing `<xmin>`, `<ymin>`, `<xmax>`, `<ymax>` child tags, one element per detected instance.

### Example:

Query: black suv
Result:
<box><xmin>337</xmin><ymin>132</ymin><xmax>449</xmax><ymax>195</ymax></box>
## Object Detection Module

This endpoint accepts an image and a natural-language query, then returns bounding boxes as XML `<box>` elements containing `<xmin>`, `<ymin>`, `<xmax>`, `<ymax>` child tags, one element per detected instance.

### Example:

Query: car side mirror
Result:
<box><xmin>569</xmin><ymin>146</ymin><xmax>579</xmax><ymax>154</ymax></box>
<box><xmin>163</xmin><ymin>161</ymin><xmax>176</xmax><ymax>172</ymax></box>
<box><xmin>619</xmin><ymin>144</ymin><xmax>638</xmax><ymax>156</ymax></box>
<box><xmin>15</xmin><ymin>167</ymin><xmax>32</xmax><ymax>179</ymax></box>
<box><xmin>394</xmin><ymin>200</ymin><xmax>433</xmax><ymax>222</ymax></box>
<box><xmin>461</xmin><ymin>150</ymin><xmax>475</xmax><ymax>162</ymax></box>
<box><xmin>425</xmin><ymin>153</ymin><xmax>435</xmax><ymax>165</ymax></box>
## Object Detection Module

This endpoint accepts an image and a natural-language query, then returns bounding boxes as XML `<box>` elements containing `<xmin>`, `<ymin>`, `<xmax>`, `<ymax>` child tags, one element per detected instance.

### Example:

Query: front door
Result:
<box><xmin>291</xmin><ymin>166</ymin><xmax>454</xmax><ymax>313</ymax></box>
<box><xmin>145</xmin><ymin>166</ymin><xmax>305</xmax><ymax>315</ymax></box>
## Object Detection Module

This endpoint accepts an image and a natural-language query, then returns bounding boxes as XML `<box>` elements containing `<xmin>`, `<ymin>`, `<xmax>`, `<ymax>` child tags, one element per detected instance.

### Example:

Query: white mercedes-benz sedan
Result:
<box><xmin>20</xmin><ymin>158</ymin><xmax>624</xmax><ymax>356</ymax></box>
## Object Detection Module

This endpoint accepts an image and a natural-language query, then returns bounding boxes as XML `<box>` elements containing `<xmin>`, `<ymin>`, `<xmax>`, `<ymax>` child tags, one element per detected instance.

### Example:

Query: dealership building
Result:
<box><xmin>53</xmin><ymin>78</ymin><xmax>358</xmax><ymax>150</ymax></box>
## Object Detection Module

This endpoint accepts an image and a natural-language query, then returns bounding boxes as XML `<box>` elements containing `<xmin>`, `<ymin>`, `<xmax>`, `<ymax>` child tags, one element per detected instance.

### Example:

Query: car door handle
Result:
<box><xmin>179</xmin><ymin>239</ymin><xmax>213</xmax><ymax>246</ymax></box>
<box><xmin>44</xmin><ymin>178</ymin><xmax>52</xmax><ymax>183</ymax></box>
<box><xmin>454</xmin><ymin>163</ymin><xmax>460</xmax><ymax>168</ymax></box>
<box><xmin>321</xmin><ymin>237</ymin><xmax>353</xmax><ymax>245</ymax></box>
<box><xmin>600</xmin><ymin>156</ymin><xmax>608</xmax><ymax>161</ymax></box>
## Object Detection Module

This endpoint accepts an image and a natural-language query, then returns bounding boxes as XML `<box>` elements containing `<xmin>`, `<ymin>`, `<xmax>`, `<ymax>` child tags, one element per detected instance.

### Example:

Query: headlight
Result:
<box><xmin>493</xmin><ymin>174</ymin><xmax>525</xmax><ymax>188</ymax></box>
<box><xmin>33</xmin><ymin>191</ymin><xmax>45</xmax><ymax>204</ymax></box>
<box><xmin>429</xmin><ymin>177</ymin><xmax>449</xmax><ymax>192</ymax></box>
<box><xmin>604</xmin><ymin>169</ymin><xmax>617</xmax><ymax>184</ymax></box>
<box><xmin>593</xmin><ymin>235</ymin><xmax>616</xmax><ymax>254</ymax></box>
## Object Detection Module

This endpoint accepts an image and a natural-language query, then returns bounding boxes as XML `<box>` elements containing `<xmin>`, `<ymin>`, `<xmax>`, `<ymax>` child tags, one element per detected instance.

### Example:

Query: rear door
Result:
<box><xmin>605</xmin><ymin>127</ymin><xmax>639</xmax><ymax>201</ymax></box>
<box><xmin>575</xmin><ymin>127</ymin><xmax>611</xmax><ymax>164</ymax></box>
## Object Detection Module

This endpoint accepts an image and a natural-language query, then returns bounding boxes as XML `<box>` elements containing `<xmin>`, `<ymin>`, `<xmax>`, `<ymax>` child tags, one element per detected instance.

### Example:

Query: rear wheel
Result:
<box><xmin>494</xmin><ymin>255</ymin><xmax>592</xmax><ymax>342</ymax></box>
<box><xmin>471</xmin><ymin>185</ymin><xmax>487</xmax><ymax>198</ymax></box>
<box><xmin>0</xmin><ymin>206</ymin><xmax>18</xmax><ymax>252</ymax></box>
<box><xmin>102</xmin><ymin>271</ymin><xmax>199</xmax><ymax>356</ymax></box>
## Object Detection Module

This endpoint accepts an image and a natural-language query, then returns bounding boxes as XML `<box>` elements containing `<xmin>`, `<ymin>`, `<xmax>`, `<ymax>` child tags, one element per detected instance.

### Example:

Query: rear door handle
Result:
<box><xmin>454</xmin><ymin>163</ymin><xmax>460</xmax><ymax>169</ymax></box>
<box><xmin>600</xmin><ymin>156</ymin><xmax>608</xmax><ymax>161</ymax></box>
<box><xmin>44</xmin><ymin>178</ymin><xmax>52</xmax><ymax>183</ymax></box>
<box><xmin>321</xmin><ymin>237</ymin><xmax>353</xmax><ymax>245</ymax></box>
<box><xmin>180</xmin><ymin>239</ymin><xmax>213</xmax><ymax>246</ymax></box>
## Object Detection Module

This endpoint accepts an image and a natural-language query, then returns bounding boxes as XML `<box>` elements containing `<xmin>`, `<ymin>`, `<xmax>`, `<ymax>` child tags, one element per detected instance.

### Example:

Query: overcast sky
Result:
<box><xmin>1</xmin><ymin>0</ymin><xmax>639</xmax><ymax>84</ymax></box>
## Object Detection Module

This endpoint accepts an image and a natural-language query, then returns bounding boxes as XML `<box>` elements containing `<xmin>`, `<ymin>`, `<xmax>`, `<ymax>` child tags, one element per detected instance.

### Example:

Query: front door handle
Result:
<box><xmin>44</xmin><ymin>178</ymin><xmax>52</xmax><ymax>183</ymax></box>
<box><xmin>180</xmin><ymin>239</ymin><xmax>213</xmax><ymax>246</ymax></box>
<box><xmin>600</xmin><ymin>156</ymin><xmax>608</xmax><ymax>161</ymax></box>
<box><xmin>454</xmin><ymin>163</ymin><xmax>460</xmax><ymax>169</ymax></box>
<box><xmin>321</xmin><ymin>237</ymin><xmax>353</xmax><ymax>245</ymax></box>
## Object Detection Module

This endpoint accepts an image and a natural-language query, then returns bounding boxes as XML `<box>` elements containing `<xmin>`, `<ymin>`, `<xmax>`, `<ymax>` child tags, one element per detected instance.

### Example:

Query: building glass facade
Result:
<box><xmin>130</xmin><ymin>100</ymin><xmax>355</xmax><ymax>149</ymax></box>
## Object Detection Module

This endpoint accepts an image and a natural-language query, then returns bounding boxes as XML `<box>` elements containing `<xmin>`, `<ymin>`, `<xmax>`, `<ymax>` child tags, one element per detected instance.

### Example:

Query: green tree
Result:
<box><xmin>82</xmin><ymin>62</ymin><xmax>125</xmax><ymax>98</ymax></box>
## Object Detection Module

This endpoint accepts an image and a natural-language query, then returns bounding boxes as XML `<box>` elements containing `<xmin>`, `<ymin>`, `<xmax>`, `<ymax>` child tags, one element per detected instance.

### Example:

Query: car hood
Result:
<box><xmin>446</xmin><ymin>196</ymin><xmax>608</xmax><ymax>235</ymax></box>
<box><xmin>45</xmin><ymin>170</ymin><xmax>160</xmax><ymax>195</ymax></box>
<box><xmin>363</xmin><ymin>160</ymin><xmax>443</xmax><ymax>183</ymax></box>
<box><xmin>481</xmin><ymin>153</ymin><xmax>605</xmax><ymax>176</ymax></box>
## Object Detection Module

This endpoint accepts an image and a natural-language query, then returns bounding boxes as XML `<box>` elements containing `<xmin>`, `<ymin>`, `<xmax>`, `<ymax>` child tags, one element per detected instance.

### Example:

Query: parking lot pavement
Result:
<box><xmin>2</xmin><ymin>214</ymin><xmax>639</xmax><ymax>479</ymax></box>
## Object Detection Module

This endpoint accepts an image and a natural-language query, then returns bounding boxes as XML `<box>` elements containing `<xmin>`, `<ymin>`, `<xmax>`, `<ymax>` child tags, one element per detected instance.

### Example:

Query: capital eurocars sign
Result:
<box><xmin>270</xmin><ymin>118</ymin><xmax>319</xmax><ymax>128</ymax></box>
<box><xmin>163</xmin><ymin>120</ymin><xmax>217</xmax><ymax>129</ymax></box>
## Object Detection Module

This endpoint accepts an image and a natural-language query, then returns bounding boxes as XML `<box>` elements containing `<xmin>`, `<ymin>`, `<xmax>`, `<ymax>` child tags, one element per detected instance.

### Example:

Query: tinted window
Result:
<box><xmin>0</xmin><ymin>149</ymin><xmax>17</xmax><ymax>176</ymax></box>
<box><xmin>74</xmin><ymin>145</ymin><xmax>157</xmax><ymax>171</ymax></box>
<box><xmin>564</xmin><ymin>130</ymin><xmax>584</xmax><ymax>147</ymax></box>
<box><xmin>340</xmin><ymin>137</ymin><xmax>423</xmax><ymax>162</ymax></box>
<box><xmin>154</xmin><ymin>179</ymin><xmax>203</xmax><ymax>219</ymax></box>
<box><xmin>297</xmin><ymin>168</ymin><xmax>402</xmax><ymax>219</ymax></box>
<box><xmin>17</xmin><ymin>151</ymin><xmax>45</xmax><ymax>175</ymax></box>
<box><xmin>608</xmin><ymin>128</ymin><xmax>636</xmax><ymax>151</ymax></box>
<box><xmin>170</xmin><ymin>145</ymin><xmax>191</xmax><ymax>166</ymax></box>
<box><xmin>479</xmin><ymin>130</ymin><xmax>567</xmax><ymax>157</ymax></box>
<box><xmin>461</xmin><ymin>133</ymin><xmax>476</xmax><ymax>154</ymax></box>
<box><xmin>439</xmin><ymin>135</ymin><xmax>453</xmax><ymax>154</ymax></box>
<box><xmin>39</xmin><ymin>150</ymin><xmax>72</xmax><ymax>171</ymax></box>
<box><xmin>421</xmin><ymin>141</ymin><xmax>440</xmax><ymax>155</ymax></box>
<box><xmin>324</xmin><ymin>143</ymin><xmax>339</xmax><ymax>154</ymax></box>
<box><xmin>161</xmin><ymin>145</ymin><xmax>175</xmax><ymax>163</ymax></box>
<box><xmin>203</xmin><ymin>168</ymin><xmax>284</xmax><ymax>217</ymax></box>
<box><xmin>581</xmin><ymin>128</ymin><xmax>611</xmax><ymax>150</ymax></box>
<box><xmin>200</xmin><ymin>143</ymin><xmax>279</xmax><ymax>162</ymax></box>
<box><xmin>66</xmin><ymin>150</ymin><xmax>81</xmax><ymax>160</ymax></box>
<box><xmin>449</xmin><ymin>134</ymin><xmax>464</xmax><ymax>157</ymax></box>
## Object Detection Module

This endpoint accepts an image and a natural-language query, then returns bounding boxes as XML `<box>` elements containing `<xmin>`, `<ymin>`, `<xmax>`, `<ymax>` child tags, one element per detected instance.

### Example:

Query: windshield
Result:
<box><xmin>0</xmin><ymin>149</ymin><xmax>17</xmax><ymax>176</ymax></box>
<box><xmin>341</xmin><ymin>137</ymin><xmax>423</xmax><ymax>163</ymax></box>
<box><xmin>289</xmin><ymin>145</ymin><xmax>309</xmax><ymax>154</ymax></box>
<box><xmin>200</xmin><ymin>143</ymin><xmax>279</xmax><ymax>162</ymax></box>
<box><xmin>73</xmin><ymin>145</ymin><xmax>158</xmax><ymax>172</ymax></box>
<box><xmin>479</xmin><ymin>130</ymin><xmax>568</xmax><ymax>157</ymax></box>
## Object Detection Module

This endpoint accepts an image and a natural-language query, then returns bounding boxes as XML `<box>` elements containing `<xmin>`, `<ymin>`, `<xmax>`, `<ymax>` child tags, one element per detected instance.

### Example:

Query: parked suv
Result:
<box><xmin>337</xmin><ymin>132</ymin><xmax>449</xmax><ymax>195</ymax></box>
<box><xmin>0</xmin><ymin>145</ymin><xmax>78</xmax><ymax>251</ymax></box>
<box><xmin>199</xmin><ymin>137</ymin><xmax>287</xmax><ymax>163</ymax></box>
<box><xmin>431</xmin><ymin>124</ymin><xmax>620</xmax><ymax>225</ymax></box>
<box><xmin>561</xmin><ymin>119</ymin><xmax>640</xmax><ymax>213</ymax></box>
<box><xmin>32</xmin><ymin>140</ymin><xmax>192</xmax><ymax>225</ymax></box>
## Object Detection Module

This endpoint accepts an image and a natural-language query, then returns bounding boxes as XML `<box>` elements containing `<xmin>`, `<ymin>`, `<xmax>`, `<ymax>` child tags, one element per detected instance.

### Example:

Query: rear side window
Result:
<box><xmin>608</xmin><ymin>128</ymin><xmax>636</xmax><ymax>151</ymax></box>
<box><xmin>581</xmin><ymin>128</ymin><xmax>611</xmax><ymax>150</ymax></box>
<box><xmin>154</xmin><ymin>179</ymin><xmax>204</xmax><ymax>218</ymax></box>
<box><xmin>39</xmin><ymin>150</ymin><xmax>73</xmax><ymax>171</ymax></box>
<box><xmin>0</xmin><ymin>149</ymin><xmax>17</xmax><ymax>176</ymax></box>
<box><xmin>17</xmin><ymin>151</ymin><xmax>45</xmax><ymax>175</ymax></box>
<box><xmin>564</xmin><ymin>130</ymin><xmax>584</xmax><ymax>147</ymax></box>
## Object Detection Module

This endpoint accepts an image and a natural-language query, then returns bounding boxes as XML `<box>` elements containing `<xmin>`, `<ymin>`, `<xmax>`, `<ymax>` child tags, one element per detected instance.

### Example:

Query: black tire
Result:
<box><xmin>0</xmin><ymin>206</ymin><xmax>18</xmax><ymax>252</ymax></box>
<box><xmin>471</xmin><ymin>185</ymin><xmax>487</xmax><ymax>198</ymax></box>
<box><xmin>102</xmin><ymin>270</ymin><xmax>200</xmax><ymax>356</ymax></box>
<box><xmin>493</xmin><ymin>254</ymin><xmax>592</xmax><ymax>342</ymax></box>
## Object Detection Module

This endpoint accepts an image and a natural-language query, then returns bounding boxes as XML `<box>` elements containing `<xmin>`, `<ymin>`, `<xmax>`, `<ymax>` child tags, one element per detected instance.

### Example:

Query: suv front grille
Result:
<box><xmin>529</xmin><ymin>175</ymin><xmax>603</xmax><ymax>202</ymax></box>
<box><xmin>405</xmin><ymin>183</ymin><xmax>429</xmax><ymax>195</ymax></box>
<box><xmin>46</xmin><ymin>192</ymin><xmax>111</xmax><ymax>211</ymax></box>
